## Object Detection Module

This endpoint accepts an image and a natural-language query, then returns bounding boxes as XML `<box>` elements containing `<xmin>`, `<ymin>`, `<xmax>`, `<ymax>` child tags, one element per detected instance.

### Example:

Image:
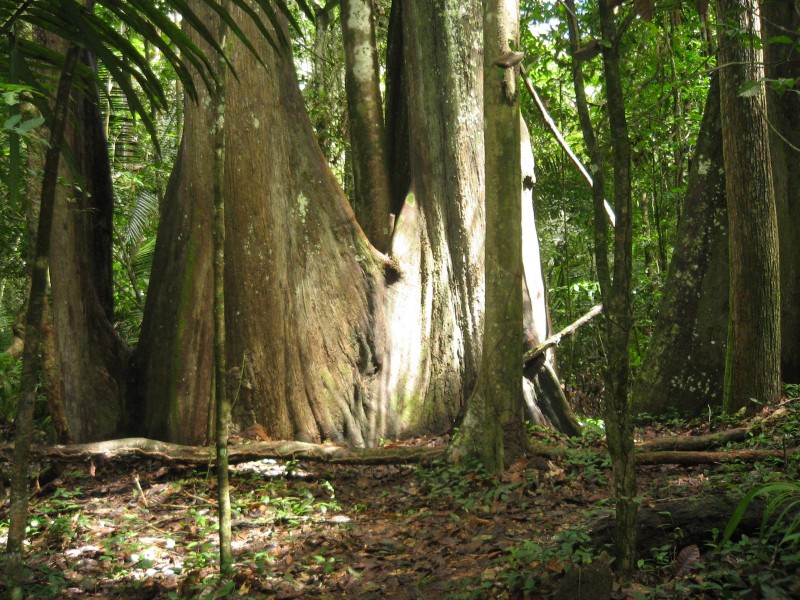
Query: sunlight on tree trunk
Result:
<box><xmin>451</xmin><ymin>0</ymin><xmax>526</xmax><ymax>472</ymax></box>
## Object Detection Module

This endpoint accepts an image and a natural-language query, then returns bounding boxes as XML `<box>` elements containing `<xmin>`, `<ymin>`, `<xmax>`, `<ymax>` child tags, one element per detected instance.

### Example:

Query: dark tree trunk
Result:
<box><xmin>634</xmin><ymin>76</ymin><xmax>729</xmax><ymax>416</ymax></box>
<box><xmin>6</xmin><ymin>42</ymin><xmax>80</xmax><ymax>590</ymax></box>
<box><xmin>635</xmin><ymin>1</ymin><xmax>797</xmax><ymax>417</ymax></box>
<box><xmin>598</xmin><ymin>0</ymin><xmax>637</xmax><ymax>577</ymax></box>
<box><xmin>717</xmin><ymin>0</ymin><xmax>781</xmax><ymax>414</ymax></box>
<box><xmin>763</xmin><ymin>0</ymin><xmax>800</xmax><ymax>384</ymax></box>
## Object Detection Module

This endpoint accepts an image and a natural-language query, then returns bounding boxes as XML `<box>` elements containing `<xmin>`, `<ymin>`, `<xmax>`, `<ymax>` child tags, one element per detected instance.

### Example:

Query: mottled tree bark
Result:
<box><xmin>634</xmin><ymin>76</ymin><xmax>729</xmax><ymax>416</ymax></box>
<box><xmin>341</xmin><ymin>0</ymin><xmax>392</xmax><ymax>252</ymax></box>
<box><xmin>450</xmin><ymin>0</ymin><xmax>526</xmax><ymax>471</ymax></box>
<box><xmin>383</xmin><ymin>0</ymin><xmax>485</xmax><ymax>435</ymax></box>
<box><xmin>212</xmin><ymin>15</ymin><xmax>231</xmax><ymax>572</ymax></box>
<box><xmin>133</xmin><ymin>3</ymin><xmax>386</xmax><ymax>446</ymax></box>
<box><xmin>598</xmin><ymin>0</ymin><xmax>637</xmax><ymax>577</ymax></box>
<box><xmin>133</xmin><ymin>0</ymin><xmax>564</xmax><ymax>447</ymax></box>
<box><xmin>717</xmin><ymin>0</ymin><xmax>781</xmax><ymax>414</ymax></box>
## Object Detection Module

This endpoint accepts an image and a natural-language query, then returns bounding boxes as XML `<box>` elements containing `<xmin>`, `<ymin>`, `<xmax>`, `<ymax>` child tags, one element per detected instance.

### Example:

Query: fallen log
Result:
<box><xmin>635</xmin><ymin>447</ymin><xmax>796</xmax><ymax>465</ymax></box>
<box><xmin>591</xmin><ymin>494</ymin><xmax>767</xmax><ymax>553</ymax></box>
<box><xmin>1</xmin><ymin>436</ymin><xmax>793</xmax><ymax>468</ymax></box>
<box><xmin>0</xmin><ymin>438</ymin><xmax>447</xmax><ymax>466</ymax></box>
<box><xmin>636</xmin><ymin>428</ymin><xmax>749</xmax><ymax>452</ymax></box>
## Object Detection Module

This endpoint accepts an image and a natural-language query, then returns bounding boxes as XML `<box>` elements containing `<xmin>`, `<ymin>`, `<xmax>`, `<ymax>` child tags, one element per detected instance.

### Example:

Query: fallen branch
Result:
<box><xmin>0</xmin><ymin>438</ymin><xmax>447</xmax><ymax>466</ymax></box>
<box><xmin>523</xmin><ymin>303</ymin><xmax>603</xmax><ymax>367</ymax></box>
<box><xmin>635</xmin><ymin>448</ymin><xmax>796</xmax><ymax>465</ymax></box>
<box><xmin>636</xmin><ymin>428</ymin><xmax>749</xmax><ymax>452</ymax></box>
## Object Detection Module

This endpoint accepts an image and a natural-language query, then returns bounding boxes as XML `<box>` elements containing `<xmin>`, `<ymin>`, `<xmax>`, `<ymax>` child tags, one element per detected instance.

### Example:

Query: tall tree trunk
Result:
<box><xmin>762</xmin><ymin>0</ymin><xmax>800</xmax><ymax>384</ymax></box>
<box><xmin>341</xmin><ymin>0</ymin><xmax>392</xmax><ymax>252</ymax></box>
<box><xmin>212</xmin><ymin>15</ymin><xmax>232</xmax><ymax>572</ymax></box>
<box><xmin>39</xmin><ymin>31</ymin><xmax>129</xmax><ymax>442</ymax></box>
<box><xmin>634</xmin><ymin>76</ymin><xmax>729</xmax><ymax>416</ymax></box>
<box><xmin>382</xmin><ymin>0</ymin><xmax>486</xmax><ymax>435</ymax></box>
<box><xmin>6</xmin><ymin>43</ymin><xmax>80</xmax><ymax>591</ymax></box>
<box><xmin>451</xmin><ymin>0</ymin><xmax>526</xmax><ymax>470</ymax></box>
<box><xmin>598</xmin><ymin>0</ymin><xmax>637</xmax><ymax>577</ymax></box>
<box><xmin>717</xmin><ymin>0</ymin><xmax>781</xmax><ymax>414</ymax></box>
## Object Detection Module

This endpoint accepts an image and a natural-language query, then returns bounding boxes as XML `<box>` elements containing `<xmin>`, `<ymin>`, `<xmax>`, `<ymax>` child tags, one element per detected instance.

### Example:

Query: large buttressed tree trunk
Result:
<box><xmin>382</xmin><ymin>0</ymin><xmax>486</xmax><ymax>434</ymax></box>
<box><xmin>635</xmin><ymin>3</ymin><xmax>799</xmax><ymax>417</ymax></box>
<box><xmin>46</xmin><ymin>35</ymin><xmax>128</xmax><ymax>442</ymax></box>
<box><xmin>634</xmin><ymin>76</ymin><xmax>729</xmax><ymax>415</ymax></box>
<box><xmin>133</xmin><ymin>2</ymin><xmax>387</xmax><ymax>445</ymax></box>
<box><xmin>130</xmin><ymin>46</ymin><xmax>215</xmax><ymax>443</ymax></box>
<box><xmin>134</xmin><ymin>0</ymin><xmax>566</xmax><ymax>446</ymax></box>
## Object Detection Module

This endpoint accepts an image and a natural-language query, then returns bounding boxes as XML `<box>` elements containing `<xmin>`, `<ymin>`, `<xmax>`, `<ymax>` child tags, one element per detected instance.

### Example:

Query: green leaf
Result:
<box><xmin>3</xmin><ymin>114</ymin><xmax>22</xmax><ymax>130</ymax></box>
<box><xmin>738</xmin><ymin>79</ymin><xmax>761</xmax><ymax>98</ymax></box>
<box><xmin>767</xmin><ymin>35</ymin><xmax>795</xmax><ymax>45</ymax></box>
<box><xmin>15</xmin><ymin>115</ymin><xmax>45</xmax><ymax>134</ymax></box>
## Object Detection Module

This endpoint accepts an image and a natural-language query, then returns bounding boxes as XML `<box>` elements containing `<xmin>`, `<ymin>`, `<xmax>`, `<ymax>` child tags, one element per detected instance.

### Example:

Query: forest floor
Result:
<box><xmin>1</xmin><ymin>399</ymin><xmax>799</xmax><ymax>599</ymax></box>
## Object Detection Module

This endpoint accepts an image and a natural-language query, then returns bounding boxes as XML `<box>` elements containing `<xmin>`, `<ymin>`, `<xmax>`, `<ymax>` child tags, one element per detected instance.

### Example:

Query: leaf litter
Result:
<box><xmin>1</xmin><ymin>404</ymin><xmax>799</xmax><ymax>598</ymax></box>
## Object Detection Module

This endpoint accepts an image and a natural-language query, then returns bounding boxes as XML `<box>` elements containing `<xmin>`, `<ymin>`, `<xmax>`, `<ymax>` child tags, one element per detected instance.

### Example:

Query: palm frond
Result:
<box><xmin>131</xmin><ymin>235</ymin><xmax>156</xmax><ymax>284</ymax></box>
<box><xmin>126</xmin><ymin>191</ymin><xmax>160</xmax><ymax>246</ymax></box>
<box><xmin>2</xmin><ymin>0</ymin><xmax>303</xmax><ymax>151</ymax></box>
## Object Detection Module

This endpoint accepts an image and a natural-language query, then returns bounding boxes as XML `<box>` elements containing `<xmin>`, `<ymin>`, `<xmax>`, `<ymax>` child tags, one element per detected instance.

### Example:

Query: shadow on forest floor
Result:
<box><xmin>1</xmin><ymin>401</ymin><xmax>800</xmax><ymax>599</ymax></box>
